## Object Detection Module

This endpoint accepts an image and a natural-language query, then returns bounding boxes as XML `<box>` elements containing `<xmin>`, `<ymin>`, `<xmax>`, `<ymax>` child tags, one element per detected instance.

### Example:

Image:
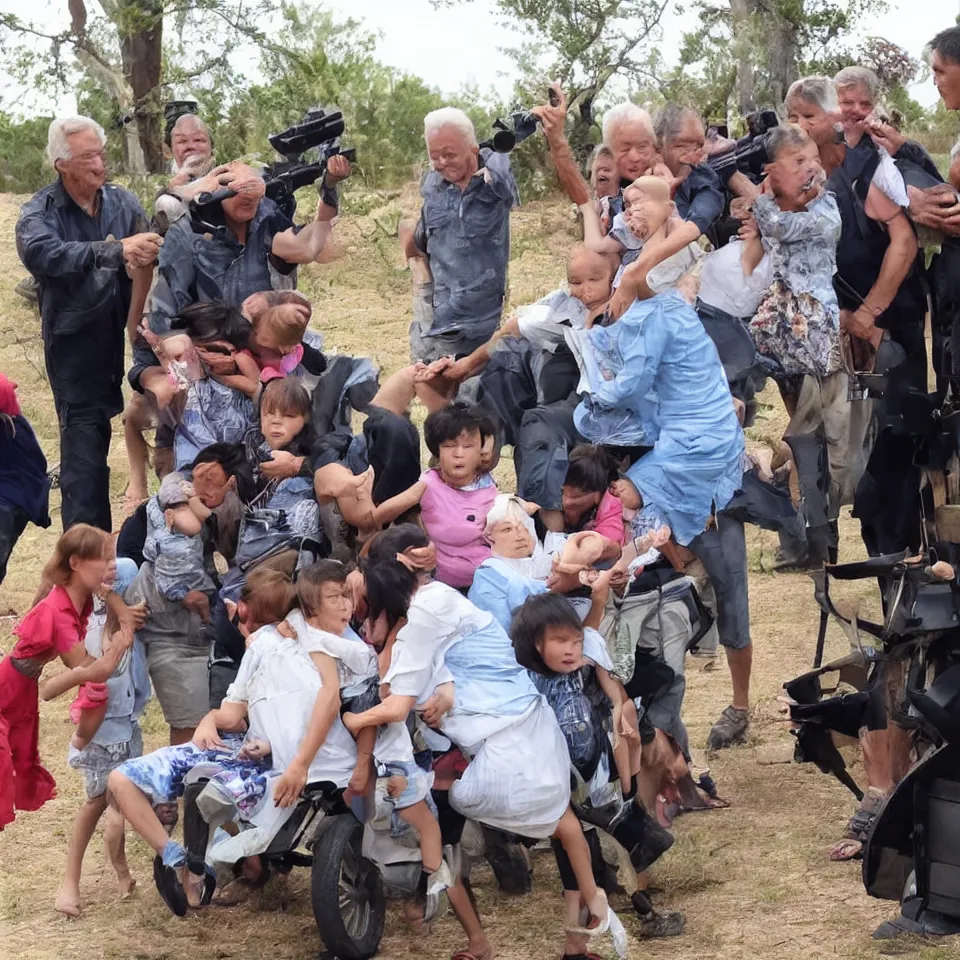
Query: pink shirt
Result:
<box><xmin>589</xmin><ymin>491</ymin><xmax>626</xmax><ymax>545</ymax></box>
<box><xmin>419</xmin><ymin>469</ymin><xmax>498</xmax><ymax>588</ymax></box>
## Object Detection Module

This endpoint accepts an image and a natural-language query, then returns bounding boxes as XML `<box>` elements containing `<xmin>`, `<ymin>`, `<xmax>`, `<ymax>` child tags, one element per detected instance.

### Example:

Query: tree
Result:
<box><xmin>442</xmin><ymin>0</ymin><xmax>670</xmax><ymax>162</ymax></box>
<box><xmin>0</xmin><ymin>0</ymin><xmax>273</xmax><ymax>174</ymax></box>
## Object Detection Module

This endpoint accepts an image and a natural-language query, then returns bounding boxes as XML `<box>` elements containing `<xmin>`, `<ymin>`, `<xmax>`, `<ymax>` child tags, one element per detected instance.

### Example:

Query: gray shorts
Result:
<box><xmin>69</xmin><ymin>726</ymin><xmax>144</xmax><ymax>800</ymax></box>
<box><xmin>146</xmin><ymin>642</ymin><xmax>210</xmax><ymax>730</ymax></box>
<box><xmin>409</xmin><ymin>280</ymin><xmax>492</xmax><ymax>364</ymax></box>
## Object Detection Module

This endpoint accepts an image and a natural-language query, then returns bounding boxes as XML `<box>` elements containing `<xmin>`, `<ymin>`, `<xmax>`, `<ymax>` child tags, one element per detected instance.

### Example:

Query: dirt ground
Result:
<box><xmin>0</xmin><ymin>189</ymin><xmax>957</xmax><ymax>960</ymax></box>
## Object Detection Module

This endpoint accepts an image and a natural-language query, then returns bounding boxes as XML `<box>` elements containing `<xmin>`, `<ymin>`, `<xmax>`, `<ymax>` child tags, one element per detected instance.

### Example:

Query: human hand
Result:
<box><xmin>341</xmin><ymin>712</ymin><xmax>362</xmax><ymax>735</ymax></box>
<box><xmin>324</xmin><ymin>154</ymin><xmax>352</xmax><ymax>185</ymax></box>
<box><xmin>737</xmin><ymin>213</ymin><xmax>759</xmax><ymax>241</ymax></box>
<box><xmin>531</xmin><ymin>82</ymin><xmax>568</xmax><ymax>144</ymax></box>
<box><xmin>421</xmin><ymin>688</ymin><xmax>454</xmax><ymax>728</ymax></box>
<box><xmin>193</xmin><ymin>719</ymin><xmax>228</xmax><ymax>751</ymax></box>
<box><xmin>274</xmin><ymin>761</ymin><xmax>308</xmax><ymax>807</ymax></box>
<box><xmin>729</xmin><ymin>196</ymin><xmax>753</xmax><ymax>221</ymax></box>
<box><xmin>182</xmin><ymin>590</ymin><xmax>211</xmax><ymax>623</ymax></box>
<box><xmin>840</xmin><ymin>307</ymin><xmax>877</xmax><ymax>343</ymax></box>
<box><xmin>610</xmin><ymin>477</ymin><xmax>642</xmax><ymax>511</ymax></box>
<box><xmin>238</xmin><ymin>738</ymin><xmax>271</xmax><ymax>761</ymax></box>
<box><xmin>867</xmin><ymin>119</ymin><xmax>906</xmax><ymax>157</ymax></box>
<box><xmin>619</xmin><ymin>698</ymin><xmax>640</xmax><ymax>741</ymax></box>
<box><xmin>414</xmin><ymin>356</ymin><xmax>456</xmax><ymax>381</ymax></box>
<box><xmin>277</xmin><ymin>619</ymin><xmax>297</xmax><ymax>640</ymax></box>
<box><xmin>121</xmin><ymin>232</ymin><xmax>163</xmax><ymax>268</ymax></box>
<box><xmin>907</xmin><ymin>184</ymin><xmax>960</xmax><ymax>234</ymax></box>
<box><xmin>606</xmin><ymin>282</ymin><xmax>636</xmax><ymax>322</ymax></box>
<box><xmin>345</xmin><ymin>760</ymin><xmax>372</xmax><ymax>799</ymax></box>
<box><xmin>260</xmin><ymin>450</ymin><xmax>304</xmax><ymax>481</ymax></box>
<box><xmin>579</xmin><ymin>566</ymin><xmax>614</xmax><ymax>596</ymax></box>
<box><xmin>195</xmin><ymin>342</ymin><xmax>240</xmax><ymax>378</ymax></box>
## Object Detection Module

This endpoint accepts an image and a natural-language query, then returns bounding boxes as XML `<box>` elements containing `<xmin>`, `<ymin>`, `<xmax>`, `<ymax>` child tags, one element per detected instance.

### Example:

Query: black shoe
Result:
<box><xmin>153</xmin><ymin>856</ymin><xmax>188</xmax><ymax>917</ymax></box>
<box><xmin>481</xmin><ymin>826</ymin><xmax>531</xmax><ymax>895</ymax></box>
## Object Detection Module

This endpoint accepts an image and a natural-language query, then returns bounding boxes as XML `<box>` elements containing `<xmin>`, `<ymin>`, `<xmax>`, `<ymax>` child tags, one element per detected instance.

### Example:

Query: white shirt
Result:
<box><xmin>698</xmin><ymin>240</ymin><xmax>774</xmax><ymax>319</ymax></box>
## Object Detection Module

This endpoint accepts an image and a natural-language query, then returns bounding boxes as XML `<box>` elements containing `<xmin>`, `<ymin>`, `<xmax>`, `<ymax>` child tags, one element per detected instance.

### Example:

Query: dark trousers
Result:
<box><xmin>53</xmin><ymin>398</ymin><xmax>114</xmax><ymax>532</ymax></box>
<box><xmin>0</xmin><ymin>504</ymin><xmax>28</xmax><ymax>586</ymax></box>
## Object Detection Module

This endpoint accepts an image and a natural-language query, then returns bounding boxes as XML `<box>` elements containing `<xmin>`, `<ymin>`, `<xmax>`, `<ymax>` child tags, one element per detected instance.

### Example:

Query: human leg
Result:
<box><xmin>122</xmin><ymin>391</ymin><xmax>154</xmax><ymax>506</ymax></box>
<box><xmin>103</xmin><ymin>800</ymin><xmax>136</xmax><ymax>897</ymax></box>
<box><xmin>57</xmin><ymin>402</ymin><xmax>113</xmax><ymax>532</ymax></box>
<box><xmin>0</xmin><ymin>505</ymin><xmax>29</xmax><ymax>587</ymax></box>
<box><xmin>55</xmin><ymin>792</ymin><xmax>108</xmax><ymax>916</ymax></box>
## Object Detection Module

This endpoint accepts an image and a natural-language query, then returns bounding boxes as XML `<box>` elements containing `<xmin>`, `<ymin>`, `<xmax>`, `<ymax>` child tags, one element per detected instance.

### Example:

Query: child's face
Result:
<box><xmin>591</xmin><ymin>156</ymin><xmax>618</xmax><ymax>198</ymax></box>
<box><xmin>837</xmin><ymin>82</ymin><xmax>873</xmax><ymax>127</ymax></box>
<box><xmin>488</xmin><ymin>518</ymin><xmax>535</xmax><ymax>559</ymax></box>
<box><xmin>479</xmin><ymin>432</ymin><xmax>499</xmax><ymax>473</ymax></box>
<box><xmin>166</xmin><ymin>503</ymin><xmax>203</xmax><ymax>537</ymax></box>
<box><xmin>561</xmin><ymin>484</ymin><xmax>602</xmax><ymax>527</ymax></box>
<box><xmin>567</xmin><ymin>251</ymin><xmax>612</xmax><ymax>310</ymax></box>
<box><xmin>261</xmin><ymin>407</ymin><xmax>307</xmax><ymax>450</ymax></box>
<box><xmin>537</xmin><ymin>623</ymin><xmax>585</xmax><ymax>674</ymax></box>
<box><xmin>310</xmin><ymin>581</ymin><xmax>355</xmax><ymax>634</ymax></box>
<box><xmin>252</xmin><ymin>324</ymin><xmax>300</xmax><ymax>360</ymax></box>
<box><xmin>438</xmin><ymin>428</ymin><xmax>483</xmax><ymax>486</ymax></box>
<box><xmin>766</xmin><ymin>140</ymin><xmax>822</xmax><ymax>203</ymax></box>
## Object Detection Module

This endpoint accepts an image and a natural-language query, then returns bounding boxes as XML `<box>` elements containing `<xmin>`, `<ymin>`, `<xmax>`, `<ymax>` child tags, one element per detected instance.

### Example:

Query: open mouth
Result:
<box><xmin>801</xmin><ymin>177</ymin><xmax>815</xmax><ymax>192</ymax></box>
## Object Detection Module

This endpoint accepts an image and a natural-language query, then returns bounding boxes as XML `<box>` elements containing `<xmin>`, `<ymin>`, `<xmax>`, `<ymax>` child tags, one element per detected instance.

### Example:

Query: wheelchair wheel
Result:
<box><xmin>311</xmin><ymin>813</ymin><xmax>385</xmax><ymax>960</ymax></box>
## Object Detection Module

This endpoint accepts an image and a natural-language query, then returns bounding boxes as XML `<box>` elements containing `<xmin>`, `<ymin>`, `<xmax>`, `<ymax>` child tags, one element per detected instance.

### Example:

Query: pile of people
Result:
<box><xmin>2</xmin><ymin>22</ymin><xmax>960</xmax><ymax>956</ymax></box>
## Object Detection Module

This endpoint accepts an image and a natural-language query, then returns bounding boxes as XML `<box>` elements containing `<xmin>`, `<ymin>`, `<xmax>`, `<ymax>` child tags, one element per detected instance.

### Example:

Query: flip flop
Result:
<box><xmin>153</xmin><ymin>856</ymin><xmax>188</xmax><ymax>917</ymax></box>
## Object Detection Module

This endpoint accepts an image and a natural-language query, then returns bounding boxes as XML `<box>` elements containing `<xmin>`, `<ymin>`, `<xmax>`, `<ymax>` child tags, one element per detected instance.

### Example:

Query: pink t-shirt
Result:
<box><xmin>419</xmin><ymin>469</ymin><xmax>498</xmax><ymax>588</ymax></box>
<box><xmin>589</xmin><ymin>491</ymin><xmax>626</xmax><ymax>545</ymax></box>
<box><xmin>239</xmin><ymin>344</ymin><xmax>305</xmax><ymax>382</ymax></box>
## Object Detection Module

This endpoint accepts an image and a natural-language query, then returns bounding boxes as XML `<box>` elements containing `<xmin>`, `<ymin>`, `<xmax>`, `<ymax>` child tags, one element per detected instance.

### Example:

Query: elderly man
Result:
<box><xmin>400</xmin><ymin>107</ymin><xmax>519</xmax><ymax>363</ymax></box>
<box><xmin>130</xmin><ymin>156</ymin><xmax>349</xmax><ymax>406</ymax></box>
<box><xmin>16</xmin><ymin>117</ymin><xmax>161</xmax><ymax>532</ymax></box>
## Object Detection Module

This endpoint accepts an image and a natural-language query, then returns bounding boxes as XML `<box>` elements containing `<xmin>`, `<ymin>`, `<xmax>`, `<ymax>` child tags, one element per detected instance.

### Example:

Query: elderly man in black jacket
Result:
<box><xmin>16</xmin><ymin>116</ymin><xmax>161</xmax><ymax>532</ymax></box>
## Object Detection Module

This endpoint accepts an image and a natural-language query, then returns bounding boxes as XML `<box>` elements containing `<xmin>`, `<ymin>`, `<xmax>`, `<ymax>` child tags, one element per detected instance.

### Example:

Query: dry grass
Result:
<box><xmin>0</xmin><ymin>189</ymin><xmax>958</xmax><ymax>960</ymax></box>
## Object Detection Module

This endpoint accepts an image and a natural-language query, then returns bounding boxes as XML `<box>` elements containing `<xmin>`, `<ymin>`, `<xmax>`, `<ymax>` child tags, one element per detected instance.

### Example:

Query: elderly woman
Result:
<box><xmin>400</xmin><ymin>107</ymin><xmax>519</xmax><ymax>365</ymax></box>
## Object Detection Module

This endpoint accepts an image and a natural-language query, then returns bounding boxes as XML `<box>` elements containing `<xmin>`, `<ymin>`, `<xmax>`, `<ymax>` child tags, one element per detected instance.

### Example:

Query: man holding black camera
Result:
<box><xmin>400</xmin><ymin>107</ymin><xmax>520</xmax><ymax>364</ymax></box>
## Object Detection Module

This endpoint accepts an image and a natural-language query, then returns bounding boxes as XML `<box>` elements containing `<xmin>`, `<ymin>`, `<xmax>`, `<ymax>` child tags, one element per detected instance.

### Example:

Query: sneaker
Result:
<box><xmin>423</xmin><ymin>861</ymin><xmax>453</xmax><ymax>923</ymax></box>
<box><xmin>706</xmin><ymin>705</ymin><xmax>749</xmax><ymax>752</ymax></box>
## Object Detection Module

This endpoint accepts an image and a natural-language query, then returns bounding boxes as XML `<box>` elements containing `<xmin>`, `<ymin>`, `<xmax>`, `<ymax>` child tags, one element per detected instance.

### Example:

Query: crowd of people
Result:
<box><xmin>2</xmin><ymin>22</ymin><xmax>960</xmax><ymax>957</ymax></box>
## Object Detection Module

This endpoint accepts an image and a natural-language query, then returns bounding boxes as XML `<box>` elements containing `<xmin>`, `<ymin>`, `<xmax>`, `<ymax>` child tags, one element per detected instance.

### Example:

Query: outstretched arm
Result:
<box><xmin>372</xmin><ymin>479</ymin><xmax>428</xmax><ymax>527</ymax></box>
<box><xmin>342</xmin><ymin>693</ymin><xmax>418</xmax><ymax>734</ymax></box>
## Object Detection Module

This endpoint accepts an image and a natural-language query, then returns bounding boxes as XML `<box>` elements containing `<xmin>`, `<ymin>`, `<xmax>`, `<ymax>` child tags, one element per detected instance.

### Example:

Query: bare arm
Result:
<box><xmin>271</xmin><ymin>219</ymin><xmax>334</xmax><ymax>265</ymax></box>
<box><xmin>578</xmin><ymin>202</ymin><xmax>627</xmax><ymax>254</ymax></box>
<box><xmin>343</xmin><ymin>693</ymin><xmax>418</xmax><ymax>732</ymax></box>
<box><xmin>126</xmin><ymin>265</ymin><xmax>153</xmax><ymax>347</ymax></box>
<box><xmin>372</xmin><ymin>479</ymin><xmax>427</xmax><ymax>527</ymax></box>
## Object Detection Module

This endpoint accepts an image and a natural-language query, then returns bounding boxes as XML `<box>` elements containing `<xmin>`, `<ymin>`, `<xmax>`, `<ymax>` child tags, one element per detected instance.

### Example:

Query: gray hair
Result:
<box><xmin>833</xmin><ymin>65</ymin><xmax>880</xmax><ymax>103</ymax></box>
<box><xmin>46</xmin><ymin>116</ymin><xmax>106</xmax><ymax>165</ymax></box>
<box><xmin>601</xmin><ymin>102</ymin><xmax>654</xmax><ymax>147</ymax></box>
<box><xmin>170</xmin><ymin>112</ymin><xmax>212</xmax><ymax>140</ymax></box>
<box><xmin>653</xmin><ymin>102</ymin><xmax>702</xmax><ymax>148</ymax></box>
<box><xmin>765</xmin><ymin>124</ymin><xmax>811</xmax><ymax>162</ymax></box>
<box><xmin>785</xmin><ymin>76</ymin><xmax>838</xmax><ymax>113</ymax></box>
<box><xmin>423</xmin><ymin>107</ymin><xmax>477</xmax><ymax>148</ymax></box>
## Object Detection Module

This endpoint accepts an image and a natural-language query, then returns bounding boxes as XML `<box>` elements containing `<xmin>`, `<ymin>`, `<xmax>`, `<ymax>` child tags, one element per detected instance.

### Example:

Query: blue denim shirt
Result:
<box><xmin>415</xmin><ymin>149</ymin><xmax>519</xmax><ymax>340</ymax></box>
<box><xmin>16</xmin><ymin>179</ymin><xmax>147</xmax><ymax>409</ymax></box>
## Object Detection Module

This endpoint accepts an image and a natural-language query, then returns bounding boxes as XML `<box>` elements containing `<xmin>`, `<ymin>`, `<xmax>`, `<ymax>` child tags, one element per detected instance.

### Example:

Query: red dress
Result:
<box><xmin>0</xmin><ymin>586</ymin><xmax>92</xmax><ymax>829</ymax></box>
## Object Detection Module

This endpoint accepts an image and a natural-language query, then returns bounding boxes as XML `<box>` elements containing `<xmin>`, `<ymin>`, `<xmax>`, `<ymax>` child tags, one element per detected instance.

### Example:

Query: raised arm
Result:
<box><xmin>531</xmin><ymin>86</ymin><xmax>591</xmax><ymax>207</ymax></box>
<box><xmin>372</xmin><ymin>479</ymin><xmax>428</xmax><ymax>527</ymax></box>
<box><xmin>578</xmin><ymin>201</ymin><xmax>628</xmax><ymax>254</ymax></box>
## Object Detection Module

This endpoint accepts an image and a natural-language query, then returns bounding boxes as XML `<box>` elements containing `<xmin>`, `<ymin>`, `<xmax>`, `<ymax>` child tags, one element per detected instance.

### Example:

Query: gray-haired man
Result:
<box><xmin>16</xmin><ymin>116</ymin><xmax>161</xmax><ymax>532</ymax></box>
<box><xmin>400</xmin><ymin>107</ymin><xmax>519</xmax><ymax>364</ymax></box>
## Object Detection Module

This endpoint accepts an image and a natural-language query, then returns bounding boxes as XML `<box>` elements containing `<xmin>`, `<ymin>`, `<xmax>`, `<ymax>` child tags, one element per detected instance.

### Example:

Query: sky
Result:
<box><xmin>0</xmin><ymin>0</ymin><xmax>955</xmax><ymax>116</ymax></box>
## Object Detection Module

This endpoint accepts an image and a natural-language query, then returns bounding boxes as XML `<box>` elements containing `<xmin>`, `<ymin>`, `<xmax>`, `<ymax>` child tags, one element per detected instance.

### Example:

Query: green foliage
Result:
<box><xmin>0</xmin><ymin>113</ymin><xmax>50</xmax><ymax>193</ymax></box>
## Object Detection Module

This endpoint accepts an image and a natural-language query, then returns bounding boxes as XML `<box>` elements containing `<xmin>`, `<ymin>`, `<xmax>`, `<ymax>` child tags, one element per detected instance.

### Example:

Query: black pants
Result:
<box><xmin>0</xmin><ymin>504</ymin><xmax>28</xmax><ymax>586</ymax></box>
<box><xmin>53</xmin><ymin>398</ymin><xmax>114</xmax><ymax>532</ymax></box>
<box><xmin>516</xmin><ymin>394</ymin><xmax>582</xmax><ymax>511</ymax></box>
<box><xmin>362</xmin><ymin>407</ymin><xmax>421</xmax><ymax>505</ymax></box>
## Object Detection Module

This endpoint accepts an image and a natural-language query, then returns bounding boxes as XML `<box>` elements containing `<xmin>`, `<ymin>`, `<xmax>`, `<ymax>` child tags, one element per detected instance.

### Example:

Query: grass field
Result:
<box><xmin>1</xmin><ymin>187</ymin><xmax>958</xmax><ymax>960</ymax></box>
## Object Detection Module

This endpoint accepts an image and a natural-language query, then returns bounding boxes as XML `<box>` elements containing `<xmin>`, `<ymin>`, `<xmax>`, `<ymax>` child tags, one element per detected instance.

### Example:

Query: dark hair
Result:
<box><xmin>297</xmin><ymin>559</ymin><xmax>348</xmax><ymax>618</ymax></box>
<box><xmin>510</xmin><ymin>593</ymin><xmax>584</xmax><ymax>676</ymax></box>
<box><xmin>188</xmin><ymin>442</ymin><xmax>256</xmax><ymax>504</ymax></box>
<box><xmin>171</xmin><ymin>300</ymin><xmax>251</xmax><ymax>351</ymax></box>
<box><xmin>931</xmin><ymin>27</ymin><xmax>960</xmax><ymax>67</ymax></box>
<box><xmin>423</xmin><ymin>402</ymin><xmax>491</xmax><ymax>458</ymax></box>
<box><xmin>259</xmin><ymin>376</ymin><xmax>311</xmax><ymax>420</ymax></box>
<box><xmin>564</xmin><ymin>444</ymin><xmax>618</xmax><ymax>495</ymax></box>
<box><xmin>362</xmin><ymin>523</ymin><xmax>430</xmax><ymax>631</ymax></box>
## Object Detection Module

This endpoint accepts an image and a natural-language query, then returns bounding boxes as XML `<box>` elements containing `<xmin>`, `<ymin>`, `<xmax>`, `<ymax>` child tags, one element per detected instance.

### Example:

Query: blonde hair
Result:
<box><xmin>43</xmin><ymin>524</ymin><xmax>108</xmax><ymax>586</ymax></box>
<box><xmin>255</xmin><ymin>303</ymin><xmax>309</xmax><ymax>349</ymax></box>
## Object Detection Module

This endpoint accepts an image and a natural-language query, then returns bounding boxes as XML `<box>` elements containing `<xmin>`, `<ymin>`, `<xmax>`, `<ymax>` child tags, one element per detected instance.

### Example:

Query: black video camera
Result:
<box><xmin>707</xmin><ymin>108</ymin><xmax>779</xmax><ymax>185</ymax></box>
<box><xmin>481</xmin><ymin>111</ymin><xmax>543</xmax><ymax>154</ymax></box>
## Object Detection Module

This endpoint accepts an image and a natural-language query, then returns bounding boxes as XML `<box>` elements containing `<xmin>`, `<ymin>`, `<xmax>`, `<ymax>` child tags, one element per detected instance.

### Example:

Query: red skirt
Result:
<box><xmin>0</xmin><ymin>656</ymin><xmax>57</xmax><ymax>829</ymax></box>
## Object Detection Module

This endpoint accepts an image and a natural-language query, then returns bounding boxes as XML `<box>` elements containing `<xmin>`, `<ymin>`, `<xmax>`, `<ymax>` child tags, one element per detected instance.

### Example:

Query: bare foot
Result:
<box><xmin>54</xmin><ymin>886</ymin><xmax>82</xmax><ymax>918</ymax></box>
<box><xmin>180</xmin><ymin>866</ymin><xmax>206</xmax><ymax>908</ymax></box>
<box><xmin>116</xmin><ymin>871</ymin><xmax>136</xmax><ymax>899</ymax></box>
<box><xmin>611</xmin><ymin>478</ymin><xmax>642</xmax><ymax>511</ymax></box>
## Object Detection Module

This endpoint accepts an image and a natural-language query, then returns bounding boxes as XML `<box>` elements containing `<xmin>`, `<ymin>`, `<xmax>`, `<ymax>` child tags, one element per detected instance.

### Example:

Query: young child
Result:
<box><xmin>511</xmin><ymin>592</ymin><xmax>683</xmax><ymax>941</ymax></box>
<box><xmin>287</xmin><ymin>560</ymin><xmax>453</xmax><ymax>920</ymax></box>
<box><xmin>142</xmin><ymin>471</ymin><xmax>214</xmax><ymax>607</ymax></box>
<box><xmin>371</xmin><ymin>404</ymin><xmax>498</xmax><ymax>589</ymax></box>
<box><xmin>743</xmin><ymin>125</ymin><xmax>844</xmax><ymax>388</ymax></box>
<box><xmin>56</xmin><ymin>541</ymin><xmax>151</xmax><ymax>917</ymax></box>
<box><xmin>0</xmin><ymin>526</ymin><xmax>132</xmax><ymax>832</ymax></box>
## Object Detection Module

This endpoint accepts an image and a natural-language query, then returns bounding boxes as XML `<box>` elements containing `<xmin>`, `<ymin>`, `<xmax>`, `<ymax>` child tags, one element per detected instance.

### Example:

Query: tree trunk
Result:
<box><xmin>117</xmin><ymin>0</ymin><xmax>164</xmax><ymax>172</ymax></box>
<box><xmin>729</xmin><ymin>0</ymin><xmax>758</xmax><ymax>117</ymax></box>
<box><xmin>569</xmin><ymin>93</ymin><xmax>597</xmax><ymax>171</ymax></box>
<box><xmin>765</xmin><ymin>12</ymin><xmax>799</xmax><ymax>110</ymax></box>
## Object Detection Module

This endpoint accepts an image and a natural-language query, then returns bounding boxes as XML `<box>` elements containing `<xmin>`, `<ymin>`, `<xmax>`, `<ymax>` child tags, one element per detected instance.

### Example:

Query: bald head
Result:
<box><xmin>567</xmin><ymin>245</ymin><xmax>614</xmax><ymax>310</ymax></box>
<box><xmin>629</xmin><ymin>175</ymin><xmax>670</xmax><ymax>203</ymax></box>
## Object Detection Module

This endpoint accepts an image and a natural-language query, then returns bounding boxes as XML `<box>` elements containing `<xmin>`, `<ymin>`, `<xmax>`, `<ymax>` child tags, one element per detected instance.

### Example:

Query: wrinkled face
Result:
<box><xmin>70</xmin><ymin>549</ymin><xmax>110</xmax><ymax>593</ymax></box>
<box><xmin>222</xmin><ymin>189</ymin><xmax>260</xmax><ymax>224</ymax></box>
<box><xmin>488</xmin><ymin>517</ymin><xmax>535</xmax><ymax>559</ymax></box>
<box><xmin>261</xmin><ymin>408</ymin><xmax>306</xmax><ymax>450</ymax></box>
<box><xmin>765</xmin><ymin>141</ymin><xmax>823</xmax><ymax>202</ymax></box>
<box><xmin>312</xmin><ymin>581</ymin><xmax>354</xmax><ymax>634</ymax></box>
<box><xmin>191</xmin><ymin>460</ymin><xmax>235</xmax><ymax>509</ymax></box>
<box><xmin>609</xmin><ymin>119</ymin><xmax>658</xmax><ymax>182</ymax></box>
<box><xmin>786</xmin><ymin>97</ymin><xmax>838</xmax><ymax>148</ymax></box>
<box><xmin>427</xmin><ymin>126</ymin><xmax>479</xmax><ymax>186</ymax></box>
<box><xmin>166</xmin><ymin>503</ymin><xmax>203</xmax><ymax>537</ymax></box>
<box><xmin>933</xmin><ymin>50</ymin><xmax>960</xmax><ymax>112</ymax></box>
<box><xmin>437</xmin><ymin>428</ymin><xmax>483</xmax><ymax>486</ymax></box>
<box><xmin>836</xmin><ymin>82</ymin><xmax>874</xmax><ymax>128</ymax></box>
<box><xmin>537</xmin><ymin>623</ymin><xmax>584</xmax><ymax>674</ymax></box>
<box><xmin>623</xmin><ymin>185</ymin><xmax>671</xmax><ymax>240</ymax></box>
<box><xmin>567</xmin><ymin>250</ymin><xmax>612</xmax><ymax>308</ymax></box>
<box><xmin>57</xmin><ymin>128</ymin><xmax>107</xmax><ymax>195</ymax></box>
<box><xmin>561</xmin><ymin>484</ymin><xmax>602</xmax><ymax>527</ymax></box>
<box><xmin>591</xmin><ymin>155</ymin><xmax>619</xmax><ymax>198</ymax></box>
<box><xmin>171</xmin><ymin>119</ymin><xmax>212</xmax><ymax>170</ymax></box>
<box><xmin>660</xmin><ymin>115</ymin><xmax>705</xmax><ymax>178</ymax></box>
